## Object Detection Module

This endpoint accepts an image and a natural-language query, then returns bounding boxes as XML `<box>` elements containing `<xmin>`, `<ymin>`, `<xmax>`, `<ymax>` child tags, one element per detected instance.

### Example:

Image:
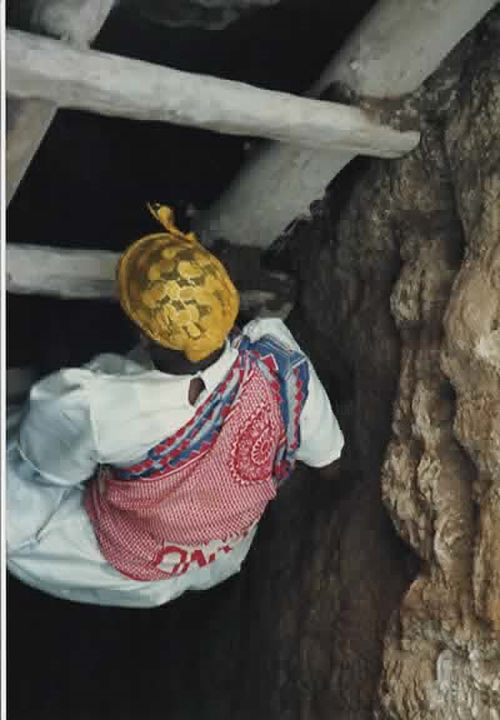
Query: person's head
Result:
<box><xmin>117</xmin><ymin>204</ymin><xmax>239</xmax><ymax>375</ymax></box>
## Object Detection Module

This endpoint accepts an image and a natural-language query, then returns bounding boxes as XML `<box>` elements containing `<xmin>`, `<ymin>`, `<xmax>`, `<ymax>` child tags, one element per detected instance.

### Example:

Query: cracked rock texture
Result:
<box><xmin>378</xmin><ymin>13</ymin><xmax>500</xmax><ymax>720</ymax></box>
<box><xmin>266</xmin><ymin>7</ymin><xmax>500</xmax><ymax>719</ymax></box>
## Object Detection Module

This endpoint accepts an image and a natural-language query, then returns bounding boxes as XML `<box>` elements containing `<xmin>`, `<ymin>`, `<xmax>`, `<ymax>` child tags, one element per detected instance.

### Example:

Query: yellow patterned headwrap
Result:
<box><xmin>117</xmin><ymin>204</ymin><xmax>239</xmax><ymax>363</ymax></box>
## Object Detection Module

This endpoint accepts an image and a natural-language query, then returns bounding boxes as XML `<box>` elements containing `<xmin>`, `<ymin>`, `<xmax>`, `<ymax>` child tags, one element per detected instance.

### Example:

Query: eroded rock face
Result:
<box><xmin>378</xmin><ymin>15</ymin><xmax>500</xmax><ymax>720</ymax></box>
<box><xmin>266</xmin><ymin>7</ymin><xmax>499</xmax><ymax>719</ymax></box>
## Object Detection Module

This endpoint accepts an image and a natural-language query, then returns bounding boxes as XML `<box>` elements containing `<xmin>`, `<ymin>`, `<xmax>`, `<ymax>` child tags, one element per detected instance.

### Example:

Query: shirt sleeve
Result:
<box><xmin>18</xmin><ymin>368</ymin><xmax>98</xmax><ymax>486</ymax></box>
<box><xmin>242</xmin><ymin>318</ymin><xmax>344</xmax><ymax>468</ymax></box>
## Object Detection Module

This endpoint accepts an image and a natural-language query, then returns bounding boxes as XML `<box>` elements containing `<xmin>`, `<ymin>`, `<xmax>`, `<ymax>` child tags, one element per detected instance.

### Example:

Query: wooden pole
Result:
<box><xmin>6</xmin><ymin>244</ymin><xmax>119</xmax><ymax>299</ymax></box>
<box><xmin>6</xmin><ymin>243</ymin><xmax>294</xmax><ymax>318</ymax></box>
<box><xmin>7</xmin><ymin>29</ymin><xmax>420</xmax><ymax>158</ymax></box>
<box><xmin>6</xmin><ymin>0</ymin><xmax>115</xmax><ymax>206</ymax></box>
<box><xmin>197</xmin><ymin>0</ymin><xmax>498</xmax><ymax>247</ymax></box>
<box><xmin>7</xmin><ymin>97</ymin><xmax>57</xmax><ymax>205</ymax></box>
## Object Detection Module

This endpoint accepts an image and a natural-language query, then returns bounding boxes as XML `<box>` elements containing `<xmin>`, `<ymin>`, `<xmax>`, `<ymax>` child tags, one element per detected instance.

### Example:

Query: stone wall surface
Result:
<box><xmin>377</xmin><ymin>14</ymin><xmax>500</xmax><ymax>720</ymax></box>
<box><xmin>262</xmin><ymin>7</ymin><xmax>500</xmax><ymax>719</ymax></box>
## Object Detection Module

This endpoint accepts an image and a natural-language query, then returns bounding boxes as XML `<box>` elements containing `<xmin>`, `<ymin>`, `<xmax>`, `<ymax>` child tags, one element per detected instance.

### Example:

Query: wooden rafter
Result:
<box><xmin>6</xmin><ymin>0</ymin><xmax>115</xmax><ymax>206</ymax></box>
<box><xmin>198</xmin><ymin>0</ymin><xmax>499</xmax><ymax>248</ymax></box>
<box><xmin>6</xmin><ymin>243</ymin><xmax>294</xmax><ymax>320</ymax></box>
<box><xmin>7</xmin><ymin>244</ymin><xmax>119</xmax><ymax>299</ymax></box>
<box><xmin>7</xmin><ymin>29</ymin><xmax>420</xmax><ymax>158</ymax></box>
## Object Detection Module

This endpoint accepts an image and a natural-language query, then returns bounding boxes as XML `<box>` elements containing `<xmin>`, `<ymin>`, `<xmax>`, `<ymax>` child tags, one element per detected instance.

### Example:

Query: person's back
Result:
<box><xmin>6</xmin><ymin>206</ymin><xmax>344</xmax><ymax>608</ymax></box>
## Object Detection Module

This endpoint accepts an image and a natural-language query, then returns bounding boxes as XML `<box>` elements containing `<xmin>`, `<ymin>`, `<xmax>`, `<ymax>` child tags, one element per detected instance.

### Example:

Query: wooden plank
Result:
<box><xmin>6</xmin><ymin>0</ymin><xmax>115</xmax><ymax>206</ymax></box>
<box><xmin>6</xmin><ymin>29</ymin><xmax>420</xmax><ymax>158</ymax></box>
<box><xmin>6</xmin><ymin>244</ymin><xmax>119</xmax><ymax>299</ymax></box>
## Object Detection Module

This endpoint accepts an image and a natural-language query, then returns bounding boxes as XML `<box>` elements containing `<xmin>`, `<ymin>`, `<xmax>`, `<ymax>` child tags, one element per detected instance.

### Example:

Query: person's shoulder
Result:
<box><xmin>26</xmin><ymin>352</ymin><xmax>137</xmax><ymax>404</ymax></box>
<box><xmin>85</xmin><ymin>351</ymin><xmax>151</xmax><ymax>377</ymax></box>
<box><xmin>21</xmin><ymin>367</ymin><xmax>94</xmax><ymax>431</ymax></box>
<box><xmin>239</xmin><ymin>318</ymin><xmax>309</xmax><ymax>380</ymax></box>
<box><xmin>30</xmin><ymin>366</ymin><xmax>93</xmax><ymax>399</ymax></box>
<box><xmin>241</xmin><ymin>317</ymin><xmax>300</xmax><ymax>351</ymax></box>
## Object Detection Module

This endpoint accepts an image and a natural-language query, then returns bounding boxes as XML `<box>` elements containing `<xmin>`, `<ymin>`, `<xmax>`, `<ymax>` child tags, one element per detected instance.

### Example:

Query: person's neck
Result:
<box><xmin>148</xmin><ymin>342</ymin><xmax>226</xmax><ymax>376</ymax></box>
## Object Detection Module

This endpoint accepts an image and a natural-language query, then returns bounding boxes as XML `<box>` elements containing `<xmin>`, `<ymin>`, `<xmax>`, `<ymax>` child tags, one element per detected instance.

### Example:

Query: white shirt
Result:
<box><xmin>7</xmin><ymin>318</ymin><xmax>343</xmax><ymax>607</ymax></box>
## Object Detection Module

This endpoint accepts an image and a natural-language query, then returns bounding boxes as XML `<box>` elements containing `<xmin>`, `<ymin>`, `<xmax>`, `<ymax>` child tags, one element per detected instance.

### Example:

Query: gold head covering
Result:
<box><xmin>117</xmin><ymin>204</ymin><xmax>239</xmax><ymax>363</ymax></box>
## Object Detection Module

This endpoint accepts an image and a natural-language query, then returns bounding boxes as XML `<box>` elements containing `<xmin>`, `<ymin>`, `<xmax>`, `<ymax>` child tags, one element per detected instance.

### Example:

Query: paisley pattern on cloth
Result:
<box><xmin>85</xmin><ymin>333</ymin><xmax>309</xmax><ymax>581</ymax></box>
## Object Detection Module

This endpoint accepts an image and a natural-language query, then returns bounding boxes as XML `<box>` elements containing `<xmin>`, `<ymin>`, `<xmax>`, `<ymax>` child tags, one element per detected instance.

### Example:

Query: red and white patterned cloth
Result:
<box><xmin>85</xmin><ymin>363</ymin><xmax>285</xmax><ymax>581</ymax></box>
<box><xmin>8</xmin><ymin>319</ymin><xmax>343</xmax><ymax>607</ymax></box>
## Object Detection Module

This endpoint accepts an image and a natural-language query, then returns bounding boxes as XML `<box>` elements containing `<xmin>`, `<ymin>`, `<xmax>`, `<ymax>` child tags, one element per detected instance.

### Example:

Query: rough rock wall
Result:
<box><xmin>378</xmin><ymin>13</ymin><xmax>500</xmax><ymax>719</ymax></box>
<box><xmin>264</xmin><ymin>7</ymin><xmax>499</xmax><ymax>719</ymax></box>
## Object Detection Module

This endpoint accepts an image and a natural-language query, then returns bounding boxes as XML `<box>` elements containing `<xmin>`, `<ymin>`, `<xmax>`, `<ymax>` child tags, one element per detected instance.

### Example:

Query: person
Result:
<box><xmin>6</xmin><ymin>205</ymin><xmax>344</xmax><ymax>608</ymax></box>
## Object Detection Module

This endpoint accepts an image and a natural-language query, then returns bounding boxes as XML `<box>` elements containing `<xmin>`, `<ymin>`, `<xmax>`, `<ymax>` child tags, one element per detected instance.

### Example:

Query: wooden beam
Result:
<box><xmin>6</xmin><ymin>29</ymin><xmax>420</xmax><ymax>158</ymax></box>
<box><xmin>311</xmin><ymin>0</ymin><xmax>500</xmax><ymax>98</ymax></box>
<box><xmin>6</xmin><ymin>0</ymin><xmax>115</xmax><ymax>206</ymax></box>
<box><xmin>6</xmin><ymin>244</ymin><xmax>295</xmax><ymax>319</ymax></box>
<box><xmin>6</xmin><ymin>244</ymin><xmax>119</xmax><ymax>299</ymax></box>
<box><xmin>7</xmin><ymin>97</ymin><xmax>57</xmax><ymax>205</ymax></box>
<box><xmin>197</xmin><ymin>0</ymin><xmax>498</xmax><ymax>247</ymax></box>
